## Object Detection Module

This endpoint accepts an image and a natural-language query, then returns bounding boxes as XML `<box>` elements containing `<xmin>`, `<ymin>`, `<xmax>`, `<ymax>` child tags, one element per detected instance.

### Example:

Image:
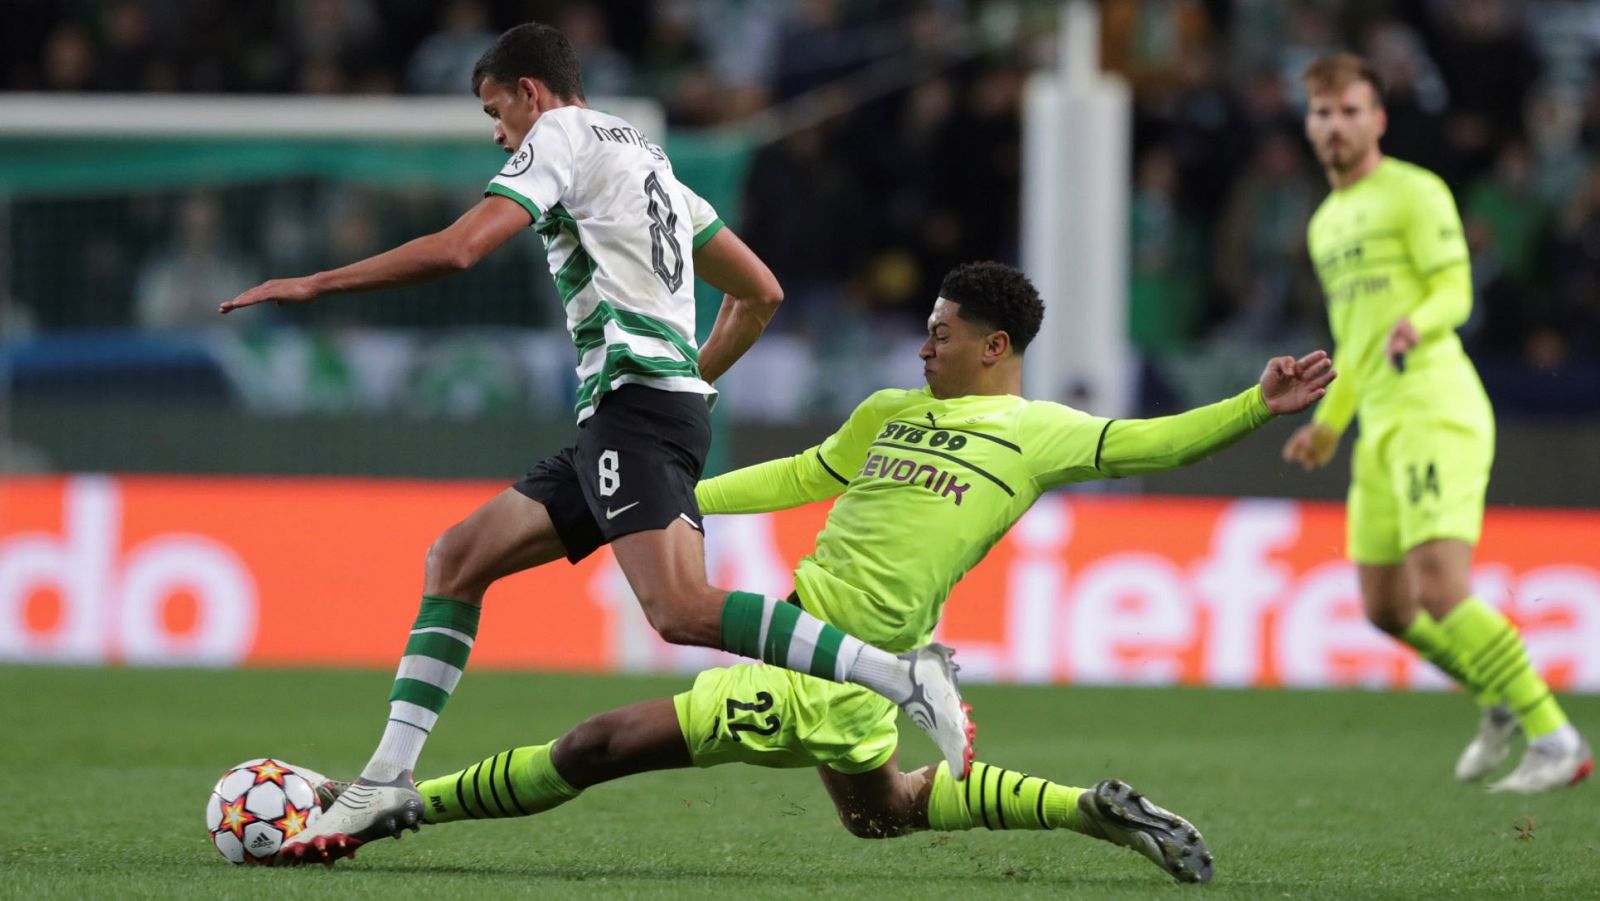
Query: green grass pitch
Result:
<box><xmin>1</xmin><ymin>665</ymin><xmax>1595</xmax><ymax>899</ymax></box>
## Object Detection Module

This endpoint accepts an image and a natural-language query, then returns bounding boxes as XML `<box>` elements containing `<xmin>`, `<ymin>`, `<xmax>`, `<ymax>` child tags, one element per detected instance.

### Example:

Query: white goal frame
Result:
<box><xmin>0</xmin><ymin>93</ymin><xmax>664</xmax><ymax>140</ymax></box>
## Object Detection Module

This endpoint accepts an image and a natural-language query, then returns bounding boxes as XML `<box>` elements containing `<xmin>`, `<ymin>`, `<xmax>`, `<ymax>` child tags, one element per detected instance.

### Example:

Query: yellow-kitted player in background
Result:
<box><xmin>1284</xmin><ymin>52</ymin><xmax>1590</xmax><ymax>793</ymax></box>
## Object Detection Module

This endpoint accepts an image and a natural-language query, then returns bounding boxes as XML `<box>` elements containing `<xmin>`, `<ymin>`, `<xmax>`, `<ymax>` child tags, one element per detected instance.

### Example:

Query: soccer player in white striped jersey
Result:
<box><xmin>219</xmin><ymin>22</ymin><xmax>971</xmax><ymax>865</ymax></box>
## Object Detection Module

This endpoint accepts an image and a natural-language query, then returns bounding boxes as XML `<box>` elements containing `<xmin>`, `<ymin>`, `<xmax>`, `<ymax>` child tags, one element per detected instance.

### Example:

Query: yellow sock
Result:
<box><xmin>1440</xmin><ymin>598</ymin><xmax>1568</xmax><ymax>739</ymax></box>
<box><xmin>416</xmin><ymin>742</ymin><xmax>579</xmax><ymax>824</ymax></box>
<box><xmin>926</xmin><ymin>761</ymin><xmax>1089</xmax><ymax>834</ymax></box>
<box><xmin>1402</xmin><ymin>609</ymin><xmax>1499</xmax><ymax>706</ymax></box>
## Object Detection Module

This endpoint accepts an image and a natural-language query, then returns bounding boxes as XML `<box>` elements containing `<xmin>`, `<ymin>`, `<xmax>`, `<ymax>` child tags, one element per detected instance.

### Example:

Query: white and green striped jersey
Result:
<box><xmin>486</xmin><ymin>106</ymin><xmax>726</xmax><ymax>422</ymax></box>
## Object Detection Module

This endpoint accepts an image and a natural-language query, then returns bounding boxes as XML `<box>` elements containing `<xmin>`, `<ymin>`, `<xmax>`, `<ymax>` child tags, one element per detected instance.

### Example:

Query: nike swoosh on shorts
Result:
<box><xmin>606</xmin><ymin>501</ymin><xmax>641</xmax><ymax>520</ymax></box>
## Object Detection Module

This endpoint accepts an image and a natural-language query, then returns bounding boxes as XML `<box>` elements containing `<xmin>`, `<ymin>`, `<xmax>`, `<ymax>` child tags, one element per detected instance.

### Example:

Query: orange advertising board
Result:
<box><xmin>2</xmin><ymin>476</ymin><xmax>1597</xmax><ymax>691</ymax></box>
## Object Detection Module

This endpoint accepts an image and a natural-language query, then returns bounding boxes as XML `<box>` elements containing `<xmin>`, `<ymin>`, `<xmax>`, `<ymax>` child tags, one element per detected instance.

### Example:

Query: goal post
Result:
<box><xmin>1021</xmin><ymin>1</ymin><xmax>1134</xmax><ymax>416</ymax></box>
<box><xmin>0</xmin><ymin>93</ymin><xmax>665</xmax><ymax>192</ymax></box>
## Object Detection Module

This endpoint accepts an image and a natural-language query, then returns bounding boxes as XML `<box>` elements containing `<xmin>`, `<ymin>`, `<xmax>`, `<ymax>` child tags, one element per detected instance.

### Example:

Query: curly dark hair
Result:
<box><xmin>471</xmin><ymin>23</ymin><xmax>585</xmax><ymax>101</ymax></box>
<box><xmin>938</xmin><ymin>261</ymin><xmax>1045</xmax><ymax>353</ymax></box>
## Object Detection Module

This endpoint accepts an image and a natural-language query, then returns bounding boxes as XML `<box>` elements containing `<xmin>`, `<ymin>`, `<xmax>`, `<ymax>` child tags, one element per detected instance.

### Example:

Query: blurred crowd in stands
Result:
<box><xmin>1118</xmin><ymin>0</ymin><xmax>1600</xmax><ymax>415</ymax></box>
<box><xmin>5</xmin><ymin>0</ymin><xmax>1600</xmax><ymax>416</ymax></box>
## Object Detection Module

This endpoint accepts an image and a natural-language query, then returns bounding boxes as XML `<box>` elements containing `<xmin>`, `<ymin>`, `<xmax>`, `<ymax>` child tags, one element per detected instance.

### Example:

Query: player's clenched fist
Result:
<box><xmin>1282</xmin><ymin>422</ymin><xmax>1340</xmax><ymax>470</ymax></box>
<box><xmin>1385</xmin><ymin>315</ymin><xmax>1418</xmax><ymax>371</ymax></box>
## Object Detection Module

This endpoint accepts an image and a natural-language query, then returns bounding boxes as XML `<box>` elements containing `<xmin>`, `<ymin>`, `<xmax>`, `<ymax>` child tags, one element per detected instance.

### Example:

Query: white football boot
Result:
<box><xmin>1455</xmin><ymin>704</ymin><xmax>1519</xmax><ymax>781</ymax></box>
<box><xmin>276</xmin><ymin>775</ymin><xmax>424</xmax><ymax>865</ymax></box>
<box><xmin>287</xmin><ymin>764</ymin><xmax>351</xmax><ymax>811</ymax></box>
<box><xmin>1077</xmin><ymin>779</ymin><xmax>1214</xmax><ymax>884</ymax></box>
<box><xmin>896</xmin><ymin>643</ymin><xmax>975</xmax><ymax>779</ymax></box>
<box><xmin>1487</xmin><ymin>725</ymin><xmax>1594</xmax><ymax>794</ymax></box>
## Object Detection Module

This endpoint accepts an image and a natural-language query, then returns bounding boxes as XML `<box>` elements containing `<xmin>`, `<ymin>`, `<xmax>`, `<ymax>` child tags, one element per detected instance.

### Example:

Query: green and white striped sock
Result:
<box><xmin>361</xmin><ymin>595</ymin><xmax>481</xmax><ymax>783</ymax></box>
<box><xmin>719</xmin><ymin>591</ymin><xmax>911</xmax><ymax>702</ymax></box>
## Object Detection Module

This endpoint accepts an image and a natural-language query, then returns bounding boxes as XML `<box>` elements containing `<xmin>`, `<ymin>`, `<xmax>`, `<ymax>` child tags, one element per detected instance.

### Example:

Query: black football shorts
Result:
<box><xmin>514</xmin><ymin>384</ymin><xmax>712</xmax><ymax>563</ymax></box>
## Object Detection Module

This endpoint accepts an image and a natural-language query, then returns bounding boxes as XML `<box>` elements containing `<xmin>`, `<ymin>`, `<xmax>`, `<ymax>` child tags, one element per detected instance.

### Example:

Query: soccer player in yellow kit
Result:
<box><xmin>1283</xmin><ymin>53</ymin><xmax>1591</xmax><ymax>792</ymax></box>
<box><xmin>321</xmin><ymin>261</ymin><xmax>1341</xmax><ymax>885</ymax></box>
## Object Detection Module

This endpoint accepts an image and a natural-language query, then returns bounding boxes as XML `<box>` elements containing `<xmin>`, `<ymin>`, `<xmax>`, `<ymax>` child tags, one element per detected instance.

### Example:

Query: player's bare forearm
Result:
<box><xmin>217</xmin><ymin>235</ymin><xmax>460</xmax><ymax>314</ymax></box>
<box><xmin>314</xmin><ymin>232</ymin><xmax>468</xmax><ymax>294</ymax></box>
<box><xmin>220</xmin><ymin>195</ymin><xmax>527</xmax><ymax>313</ymax></box>
<box><xmin>697</xmin><ymin>294</ymin><xmax>778</xmax><ymax>383</ymax></box>
<box><xmin>693</xmin><ymin>228</ymin><xmax>780</xmax><ymax>304</ymax></box>
<box><xmin>692</xmin><ymin>228</ymin><xmax>782</xmax><ymax>382</ymax></box>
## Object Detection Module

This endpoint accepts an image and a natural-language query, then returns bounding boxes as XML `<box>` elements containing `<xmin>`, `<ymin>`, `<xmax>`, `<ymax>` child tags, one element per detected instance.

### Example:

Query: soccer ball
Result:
<box><xmin>205</xmin><ymin>758</ymin><xmax>323</xmax><ymax>864</ymax></box>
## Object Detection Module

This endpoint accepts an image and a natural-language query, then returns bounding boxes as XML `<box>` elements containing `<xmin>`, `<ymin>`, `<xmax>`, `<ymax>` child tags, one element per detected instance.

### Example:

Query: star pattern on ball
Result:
<box><xmin>248</xmin><ymin>759</ymin><xmax>289</xmax><ymax>786</ymax></box>
<box><xmin>273</xmin><ymin>802</ymin><xmax>311</xmax><ymax>840</ymax></box>
<box><xmin>217</xmin><ymin>795</ymin><xmax>257</xmax><ymax>839</ymax></box>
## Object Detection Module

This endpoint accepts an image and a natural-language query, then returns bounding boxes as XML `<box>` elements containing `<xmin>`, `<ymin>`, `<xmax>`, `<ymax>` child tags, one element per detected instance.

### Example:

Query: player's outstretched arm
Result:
<box><xmin>696</xmin><ymin>449</ymin><xmax>847</xmax><ymax>515</ymax></box>
<box><xmin>693</xmin><ymin>228</ymin><xmax>783</xmax><ymax>383</ymax></box>
<box><xmin>218</xmin><ymin>195</ymin><xmax>530</xmax><ymax>314</ymax></box>
<box><xmin>1101</xmin><ymin>351</ymin><xmax>1335</xmax><ymax>477</ymax></box>
<box><xmin>697</xmin><ymin>389</ymin><xmax>895</xmax><ymax>513</ymax></box>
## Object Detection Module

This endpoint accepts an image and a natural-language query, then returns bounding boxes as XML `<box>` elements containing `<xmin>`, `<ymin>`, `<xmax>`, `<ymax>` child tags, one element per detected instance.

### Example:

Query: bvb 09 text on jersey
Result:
<box><xmin>860</xmin><ymin>423</ymin><xmax>973</xmax><ymax>505</ymax></box>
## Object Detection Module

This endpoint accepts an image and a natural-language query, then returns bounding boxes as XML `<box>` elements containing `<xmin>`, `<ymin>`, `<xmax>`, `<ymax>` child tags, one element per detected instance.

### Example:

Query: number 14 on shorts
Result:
<box><xmin>1407</xmin><ymin>461</ymin><xmax>1439</xmax><ymax>505</ymax></box>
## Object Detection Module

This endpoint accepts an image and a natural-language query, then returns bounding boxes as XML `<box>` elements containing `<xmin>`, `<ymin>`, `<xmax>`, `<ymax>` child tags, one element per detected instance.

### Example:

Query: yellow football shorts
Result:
<box><xmin>673</xmin><ymin>663</ymin><xmax>899</xmax><ymax>775</ymax></box>
<box><xmin>1347</xmin><ymin>415</ymin><xmax>1494</xmax><ymax>564</ymax></box>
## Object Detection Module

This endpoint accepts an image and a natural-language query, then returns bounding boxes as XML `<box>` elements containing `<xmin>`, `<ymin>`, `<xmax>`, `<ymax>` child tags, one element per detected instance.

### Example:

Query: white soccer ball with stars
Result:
<box><xmin>205</xmin><ymin>758</ymin><xmax>322</xmax><ymax>864</ymax></box>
